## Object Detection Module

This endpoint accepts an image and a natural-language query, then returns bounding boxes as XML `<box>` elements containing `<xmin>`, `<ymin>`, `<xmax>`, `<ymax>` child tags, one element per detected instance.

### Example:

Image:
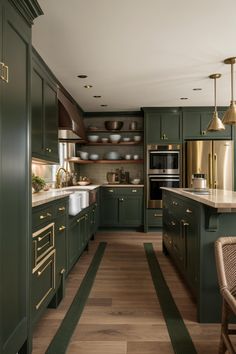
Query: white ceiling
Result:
<box><xmin>33</xmin><ymin>0</ymin><xmax>236</xmax><ymax>112</ymax></box>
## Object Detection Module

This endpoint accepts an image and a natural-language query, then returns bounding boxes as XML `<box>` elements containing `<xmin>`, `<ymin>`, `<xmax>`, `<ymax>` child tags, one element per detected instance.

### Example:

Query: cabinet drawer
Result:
<box><xmin>32</xmin><ymin>222</ymin><xmax>55</xmax><ymax>269</ymax></box>
<box><xmin>102</xmin><ymin>187</ymin><xmax>143</xmax><ymax>196</ymax></box>
<box><xmin>33</xmin><ymin>205</ymin><xmax>54</xmax><ymax>228</ymax></box>
<box><xmin>54</xmin><ymin>200</ymin><xmax>67</xmax><ymax>218</ymax></box>
<box><xmin>147</xmin><ymin>209</ymin><xmax>163</xmax><ymax>227</ymax></box>
<box><xmin>32</xmin><ymin>250</ymin><xmax>55</xmax><ymax>313</ymax></box>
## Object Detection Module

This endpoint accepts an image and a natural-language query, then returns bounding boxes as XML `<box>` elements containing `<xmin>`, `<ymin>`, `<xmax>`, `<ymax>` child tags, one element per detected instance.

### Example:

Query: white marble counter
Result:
<box><xmin>32</xmin><ymin>190</ymin><xmax>72</xmax><ymax>208</ymax></box>
<box><xmin>102</xmin><ymin>184</ymin><xmax>144</xmax><ymax>187</ymax></box>
<box><xmin>162</xmin><ymin>188</ymin><xmax>236</xmax><ymax>210</ymax></box>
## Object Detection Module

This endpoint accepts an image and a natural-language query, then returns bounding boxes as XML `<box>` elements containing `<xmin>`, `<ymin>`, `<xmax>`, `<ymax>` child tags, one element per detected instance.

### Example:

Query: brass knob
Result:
<box><xmin>59</xmin><ymin>225</ymin><xmax>66</xmax><ymax>231</ymax></box>
<box><xmin>46</xmin><ymin>147</ymin><xmax>52</xmax><ymax>152</ymax></box>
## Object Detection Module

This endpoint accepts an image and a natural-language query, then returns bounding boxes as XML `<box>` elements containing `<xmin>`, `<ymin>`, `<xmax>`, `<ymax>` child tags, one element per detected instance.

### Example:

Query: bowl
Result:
<box><xmin>125</xmin><ymin>154</ymin><xmax>132</xmax><ymax>160</ymax></box>
<box><xmin>133</xmin><ymin>135</ymin><xmax>142</xmax><ymax>142</ymax></box>
<box><xmin>77</xmin><ymin>181</ymin><xmax>90</xmax><ymax>186</ymax></box>
<box><xmin>133</xmin><ymin>154</ymin><xmax>139</xmax><ymax>160</ymax></box>
<box><xmin>89</xmin><ymin>153</ymin><xmax>99</xmax><ymax>160</ymax></box>
<box><xmin>105</xmin><ymin>151</ymin><xmax>120</xmax><ymax>160</ymax></box>
<box><xmin>105</xmin><ymin>121</ymin><xmax>123</xmax><ymax>131</ymax></box>
<box><xmin>131</xmin><ymin>178</ymin><xmax>140</xmax><ymax>185</ymax></box>
<box><xmin>79</xmin><ymin>151</ymin><xmax>89</xmax><ymax>160</ymax></box>
<box><xmin>101</xmin><ymin>137</ymin><xmax>109</xmax><ymax>143</ymax></box>
<box><xmin>123</xmin><ymin>137</ymin><xmax>131</xmax><ymax>142</ymax></box>
<box><xmin>109</xmin><ymin>134</ymin><xmax>121</xmax><ymax>143</ymax></box>
<box><xmin>87</xmin><ymin>135</ymin><xmax>99</xmax><ymax>142</ymax></box>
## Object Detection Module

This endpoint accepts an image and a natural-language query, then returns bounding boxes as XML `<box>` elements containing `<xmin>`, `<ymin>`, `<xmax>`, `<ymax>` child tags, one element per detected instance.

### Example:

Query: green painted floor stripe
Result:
<box><xmin>45</xmin><ymin>242</ymin><xmax>107</xmax><ymax>354</ymax></box>
<box><xmin>144</xmin><ymin>243</ymin><xmax>197</xmax><ymax>354</ymax></box>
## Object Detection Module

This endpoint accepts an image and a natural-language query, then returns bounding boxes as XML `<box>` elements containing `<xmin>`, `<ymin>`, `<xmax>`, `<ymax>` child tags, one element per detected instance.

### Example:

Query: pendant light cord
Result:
<box><xmin>231</xmin><ymin>62</ymin><xmax>234</xmax><ymax>102</ymax></box>
<box><xmin>214</xmin><ymin>77</ymin><xmax>217</xmax><ymax>113</ymax></box>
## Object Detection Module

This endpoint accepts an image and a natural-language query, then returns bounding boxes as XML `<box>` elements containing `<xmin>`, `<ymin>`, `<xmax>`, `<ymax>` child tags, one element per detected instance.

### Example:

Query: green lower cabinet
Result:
<box><xmin>100</xmin><ymin>187</ymin><xmax>143</xmax><ymax>227</ymax></box>
<box><xmin>146</xmin><ymin>209</ymin><xmax>163</xmax><ymax>228</ymax></box>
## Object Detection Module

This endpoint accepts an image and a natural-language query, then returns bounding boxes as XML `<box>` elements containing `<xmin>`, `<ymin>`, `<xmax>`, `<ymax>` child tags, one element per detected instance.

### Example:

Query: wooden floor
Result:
<box><xmin>32</xmin><ymin>231</ymin><xmax>223</xmax><ymax>354</ymax></box>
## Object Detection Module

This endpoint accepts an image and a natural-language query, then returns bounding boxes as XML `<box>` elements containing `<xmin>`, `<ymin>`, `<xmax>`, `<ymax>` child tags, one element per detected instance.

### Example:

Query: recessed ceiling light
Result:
<box><xmin>93</xmin><ymin>95</ymin><xmax>101</xmax><ymax>98</ymax></box>
<box><xmin>193</xmin><ymin>88</ymin><xmax>202</xmax><ymax>91</ymax></box>
<box><xmin>180</xmin><ymin>97</ymin><xmax>188</xmax><ymax>100</ymax></box>
<box><xmin>77</xmin><ymin>75</ymin><xmax>87</xmax><ymax>78</ymax></box>
<box><xmin>101</xmin><ymin>104</ymin><xmax>108</xmax><ymax>107</ymax></box>
<box><xmin>84</xmin><ymin>85</ymin><xmax>93</xmax><ymax>89</ymax></box>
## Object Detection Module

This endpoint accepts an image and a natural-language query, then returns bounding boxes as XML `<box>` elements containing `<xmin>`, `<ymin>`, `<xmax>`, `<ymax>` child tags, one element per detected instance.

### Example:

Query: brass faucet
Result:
<box><xmin>55</xmin><ymin>167</ymin><xmax>68</xmax><ymax>188</ymax></box>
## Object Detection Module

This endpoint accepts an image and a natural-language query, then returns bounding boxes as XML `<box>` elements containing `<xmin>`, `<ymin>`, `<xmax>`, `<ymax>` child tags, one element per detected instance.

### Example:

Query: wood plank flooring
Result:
<box><xmin>32</xmin><ymin>231</ymin><xmax>223</xmax><ymax>354</ymax></box>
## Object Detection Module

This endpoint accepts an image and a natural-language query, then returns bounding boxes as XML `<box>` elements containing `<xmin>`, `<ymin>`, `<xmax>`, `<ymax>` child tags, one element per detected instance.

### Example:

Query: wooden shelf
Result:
<box><xmin>67</xmin><ymin>159</ymin><xmax>144</xmax><ymax>164</ymax></box>
<box><xmin>86</xmin><ymin>129</ymin><xmax>143</xmax><ymax>133</ymax></box>
<box><xmin>86</xmin><ymin>141</ymin><xmax>143</xmax><ymax>146</ymax></box>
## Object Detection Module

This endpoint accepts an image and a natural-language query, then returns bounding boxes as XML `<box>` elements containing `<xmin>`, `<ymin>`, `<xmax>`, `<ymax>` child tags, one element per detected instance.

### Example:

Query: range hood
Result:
<box><xmin>58</xmin><ymin>89</ymin><xmax>86</xmax><ymax>142</ymax></box>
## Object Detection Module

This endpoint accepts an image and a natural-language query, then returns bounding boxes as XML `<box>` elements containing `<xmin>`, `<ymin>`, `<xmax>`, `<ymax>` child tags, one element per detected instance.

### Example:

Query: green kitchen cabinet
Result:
<box><xmin>32</xmin><ymin>49</ymin><xmax>59</xmax><ymax>163</ymax></box>
<box><xmin>0</xmin><ymin>1</ymin><xmax>42</xmax><ymax>354</ymax></box>
<box><xmin>100</xmin><ymin>187</ymin><xmax>143</xmax><ymax>227</ymax></box>
<box><xmin>68</xmin><ymin>217</ymin><xmax>81</xmax><ymax>270</ymax></box>
<box><xmin>143</xmin><ymin>108</ymin><xmax>182</xmax><ymax>144</ymax></box>
<box><xmin>182</xmin><ymin>108</ymin><xmax>232</xmax><ymax>140</ymax></box>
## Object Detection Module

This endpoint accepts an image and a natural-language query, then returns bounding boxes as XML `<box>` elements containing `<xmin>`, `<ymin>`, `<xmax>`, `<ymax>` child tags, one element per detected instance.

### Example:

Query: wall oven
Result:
<box><xmin>147</xmin><ymin>144</ymin><xmax>181</xmax><ymax>174</ymax></box>
<box><xmin>147</xmin><ymin>174</ymin><xmax>180</xmax><ymax>208</ymax></box>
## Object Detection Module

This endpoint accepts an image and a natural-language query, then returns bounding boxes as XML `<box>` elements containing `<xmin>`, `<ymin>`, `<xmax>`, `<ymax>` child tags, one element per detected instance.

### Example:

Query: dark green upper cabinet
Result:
<box><xmin>143</xmin><ymin>108</ymin><xmax>182</xmax><ymax>144</ymax></box>
<box><xmin>32</xmin><ymin>49</ymin><xmax>59</xmax><ymax>163</ymax></box>
<box><xmin>0</xmin><ymin>1</ymin><xmax>42</xmax><ymax>354</ymax></box>
<box><xmin>183</xmin><ymin>108</ymin><xmax>232</xmax><ymax>140</ymax></box>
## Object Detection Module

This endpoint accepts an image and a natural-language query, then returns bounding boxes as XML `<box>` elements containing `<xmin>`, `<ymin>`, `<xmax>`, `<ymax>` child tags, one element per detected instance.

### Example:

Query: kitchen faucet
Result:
<box><xmin>55</xmin><ymin>167</ymin><xmax>69</xmax><ymax>188</ymax></box>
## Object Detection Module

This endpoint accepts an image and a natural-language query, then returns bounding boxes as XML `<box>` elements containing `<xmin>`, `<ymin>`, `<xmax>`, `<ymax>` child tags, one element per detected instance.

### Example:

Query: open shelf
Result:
<box><xmin>67</xmin><ymin>158</ymin><xmax>144</xmax><ymax>164</ymax></box>
<box><xmin>86</xmin><ymin>129</ymin><xmax>143</xmax><ymax>133</ymax></box>
<box><xmin>86</xmin><ymin>141</ymin><xmax>143</xmax><ymax>146</ymax></box>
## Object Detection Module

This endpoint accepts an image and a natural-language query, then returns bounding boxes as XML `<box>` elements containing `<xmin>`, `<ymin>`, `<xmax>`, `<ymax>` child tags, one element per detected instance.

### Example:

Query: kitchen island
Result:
<box><xmin>162</xmin><ymin>187</ymin><xmax>236</xmax><ymax>323</ymax></box>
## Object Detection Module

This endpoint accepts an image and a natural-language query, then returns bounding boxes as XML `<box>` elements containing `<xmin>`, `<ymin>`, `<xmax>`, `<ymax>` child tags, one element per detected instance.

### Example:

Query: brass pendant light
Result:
<box><xmin>207</xmin><ymin>73</ymin><xmax>225</xmax><ymax>131</ymax></box>
<box><xmin>222</xmin><ymin>57</ymin><xmax>236</xmax><ymax>125</ymax></box>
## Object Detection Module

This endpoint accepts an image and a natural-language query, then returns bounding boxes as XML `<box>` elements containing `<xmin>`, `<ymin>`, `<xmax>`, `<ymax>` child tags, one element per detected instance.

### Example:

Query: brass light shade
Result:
<box><xmin>207</xmin><ymin>73</ymin><xmax>225</xmax><ymax>131</ymax></box>
<box><xmin>222</xmin><ymin>57</ymin><xmax>236</xmax><ymax>125</ymax></box>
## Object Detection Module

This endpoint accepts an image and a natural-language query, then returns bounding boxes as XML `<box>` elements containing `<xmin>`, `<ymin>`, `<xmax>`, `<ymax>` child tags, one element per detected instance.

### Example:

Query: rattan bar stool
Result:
<box><xmin>215</xmin><ymin>237</ymin><xmax>236</xmax><ymax>354</ymax></box>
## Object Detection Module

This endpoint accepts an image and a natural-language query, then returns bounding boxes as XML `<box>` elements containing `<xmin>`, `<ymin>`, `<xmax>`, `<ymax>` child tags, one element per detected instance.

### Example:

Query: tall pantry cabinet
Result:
<box><xmin>0</xmin><ymin>1</ymin><xmax>42</xmax><ymax>354</ymax></box>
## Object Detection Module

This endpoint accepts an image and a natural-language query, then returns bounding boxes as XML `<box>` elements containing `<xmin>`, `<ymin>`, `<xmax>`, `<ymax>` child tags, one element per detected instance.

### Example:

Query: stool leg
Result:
<box><xmin>219</xmin><ymin>300</ymin><xmax>229</xmax><ymax>354</ymax></box>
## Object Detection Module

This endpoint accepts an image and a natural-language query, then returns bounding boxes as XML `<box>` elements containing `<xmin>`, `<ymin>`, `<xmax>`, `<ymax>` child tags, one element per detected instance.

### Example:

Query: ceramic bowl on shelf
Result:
<box><xmin>109</xmin><ymin>134</ymin><xmax>121</xmax><ymax>143</ymax></box>
<box><xmin>101</xmin><ymin>137</ymin><xmax>109</xmax><ymax>143</ymax></box>
<box><xmin>131</xmin><ymin>178</ymin><xmax>141</xmax><ymax>185</ymax></box>
<box><xmin>79</xmin><ymin>151</ymin><xmax>89</xmax><ymax>160</ymax></box>
<box><xmin>89</xmin><ymin>153</ymin><xmax>99</xmax><ymax>160</ymax></box>
<box><xmin>122</xmin><ymin>137</ymin><xmax>131</xmax><ymax>142</ymax></box>
<box><xmin>77</xmin><ymin>181</ymin><xmax>90</xmax><ymax>186</ymax></box>
<box><xmin>125</xmin><ymin>154</ymin><xmax>132</xmax><ymax>160</ymax></box>
<box><xmin>87</xmin><ymin>135</ymin><xmax>99</xmax><ymax>142</ymax></box>
<box><xmin>133</xmin><ymin>135</ymin><xmax>142</xmax><ymax>142</ymax></box>
<box><xmin>105</xmin><ymin>151</ymin><xmax>120</xmax><ymax>160</ymax></box>
<box><xmin>133</xmin><ymin>154</ymin><xmax>139</xmax><ymax>160</ymax></box>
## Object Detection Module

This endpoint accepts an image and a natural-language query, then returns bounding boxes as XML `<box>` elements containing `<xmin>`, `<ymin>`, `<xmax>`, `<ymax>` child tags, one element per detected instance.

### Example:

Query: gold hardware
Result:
<box><xmin>0</xmin><ymin>62</ymin><xmax>9</xmax><ymax>83</ymax></box>
<box><xmin>132</xmin><ymin>189</ymin><xmax>137</xmax><ymax>192</ymax></box>
<box><xmin>0</xmin><ymin>62</ymin><xmax>4</xmax><ymax>81</ymax></box>
<box><xmin>37</xmin><ymin>241</ymin><xmax>50</xmax><ymax>252</ymax></box>
<box><xmin>181</xmin><ymin>220</ymin><xmax>189</xmax><ymax>226</ymax></box>
<box><xmin>186</xmin><ymin>208</ymin><xmax>192</xmax><ymax>214</ymax></box>
<box><xmin>172</xmin><ymin>201</ymin><xmax>178</xmax><ymax>206</ymax></box>
<box><xmin>154</xmin><ymin>213</ymin><xmax>162</xmax><ymax>217</ymax></box>
<box><xmin>119</xmin><ymin>198</ymin><xmax>124</xmax><ymax>202</ymax></box>
<box><xmin>3</xmin><ymin>64</ymin><xmax>9</xmax><ymax>83</ymax></box>
<box><xmin>37</xmin><ymin>259</ymin><xmax>52</xmax><ymax>276</ymax></box>
<box><xmin>222</xmin><ymin>57</ymin><xmax>236</xmax><ymax>125</ymax></box>
<box><xmin>213</xmin><ymin>153</ymin><xmax>217</xmax><ymax>189</ymax></box>
<box><xmin>108</xmin><ymin>189</ymin><xmax>114</xmax><ymax>193</ymax></box>
<box><xmin>59</xmin><ymin>225</ymin><xmax>66</xmax><ymax>231</ymax></box>
<box><xmin>38</xmin><ymin>231</ymin><xmax>51</xmax><ymax>242</ymax></box>
<box><xmin>58</xmin><ymin>206</ymin><xmax>65</xmax><ymax>211</ymax></box>
<box><xmin>32</xmin><ymin>223</ymin><xmax>55</xmax><ymax>267</ymax></box>
<box><xmin>208</xmin><ymin>153</ymin><xmax>213</xmax><ymax>188</ymax></box>
<box><xmin>55</xmin><ymin>167</ymin><xmax>69</xmax><ymax>188</ymax></box>
<box><xmin>60</xmin><ymin>268</ymin><xmax>66</xmax><ymax>275</ymax></box>
<box><xmin>39</xmin><ymin>212</ymin><xmax>52</xmax><ymax>220</ymax></box>
<box><xmin>207</xmin><ymin>74</ymin><xmax>225</xmax><ymax>132</ymax></box>
<box><xmin>45</xmin><ymin>147</ymin><xmax>52</xmax><ymax>152</ymax></box>
<box><xmin>171</xmin><ymin>221</ymin><xmax>176</xmax><ymax>226</ymax></box>
<box><xmin>33</xmin><ymin>240</ymin><xmax>37</xmax><ymax>268</ymax></box>
<box><xmin>201</xmin><ymin>130</ymin><xmax>206</xmax><ymax>135</ymax></box>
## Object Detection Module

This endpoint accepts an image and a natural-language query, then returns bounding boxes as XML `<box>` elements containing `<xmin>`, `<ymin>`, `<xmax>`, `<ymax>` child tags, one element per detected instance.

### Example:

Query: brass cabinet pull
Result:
<box><xmin>58</xmin><ymin>206</ymin><xmax>65</xmax><ymax>211</ymax></box>
<box><xmin>39</xmin><ymin>212</ymin><xmax>52</xmax><ymax>220</ymax></box>
<box><xmin>37</xmin><ymin>241</ymin><xmax>50</xmax><ymax>251</ymax></box>
<box><xmin>208</xmin><ymin>153</ymin><xmax>213</xmax><ymax>188</ymax></box>
<box><xmin>213</xmin><ymin>153</ymin><xmax>217</xmax><ymax>189</ymax></box>
<box><xmin>171</xmin><ymin>221</ymin><xmax>176</xmax><ymax>226</ymax></box>
<box><xmin>59</xmin><ymin>225</ymin><xmax>66</xmax><ymax>231</ymax></box>
<box><xmin>77</xmin><ymin>215</ymin><xmax>86</xmax><ymax>223</ymax></box>
<box><xmin>38</xmin><ymin>231</ymin><xmax>51</xmax><ymax>241</ymax></box>
<box><xmin>132</xmin><ymin>189</ymin><xmax>137</xmax><ymax>193</ymax></box>
<box><xmin>154</xmin><ymin>213</ymin><xmax>162</xmax><ymax>217</ymax></box>
<box><xmin>186</xmin><ymin>208</ymin><xmax>192</xmax><ymax>214</ymax></box>
<box><xmin>60</xmin><ymin>268</ymin><xmax>66</xmax><ymax>275</ymax></box>
<box><xmin>119</xmin><ymin>198</ymin><xmax>124</xmax><ymax>202</ymax></box>
<box><xmin>172</xmin><ymin>201</ymin><xmax>178</xmax><ymax>206</ymax></box>
<box><xmin>108</xmin><ymin>189</ymin><xmax>114</xmax><ymax>193</ymax></box>
<box><xmin>45</xmin><ymin>147</ymin><xmax>52</xmax><ymax>152</ymax></box>
<box><xmin>201</xmin><ymin>130</ymin><xmax>206</xmax><ymax>136</ymax></box>
<box><xmin>0</xmin><ymin>62</ymin><xmax>8</xmax><ymax>83</ymax></box>
<box><xmin>181</xmin><ymin>220</ymin><xmax>189</xmax><ymax>226</ymax></box>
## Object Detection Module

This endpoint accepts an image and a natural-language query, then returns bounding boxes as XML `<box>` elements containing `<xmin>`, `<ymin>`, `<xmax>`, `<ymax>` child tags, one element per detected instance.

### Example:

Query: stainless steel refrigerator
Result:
<box><xmin>185</xmin><ymin>140</ymin><xmax>234</xmax><ymax>190</ymax></box>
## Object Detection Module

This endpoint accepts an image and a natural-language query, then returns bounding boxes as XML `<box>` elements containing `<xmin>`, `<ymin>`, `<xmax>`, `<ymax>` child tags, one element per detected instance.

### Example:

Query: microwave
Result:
<box><xmin>147</xmin><ymin>144</ymin><xmax>181</xmax><ymax>175</ymax></box>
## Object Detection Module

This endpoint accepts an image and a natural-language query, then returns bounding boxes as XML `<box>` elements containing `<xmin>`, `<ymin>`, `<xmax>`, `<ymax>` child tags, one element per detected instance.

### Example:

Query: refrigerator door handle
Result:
<box><xmin>213</xmin><ymin>153</ymin><xmax>217</xmax><ymax>188</ymax></box>
<box><xmin>208</xmin><ymin>153</ymin><xmax>213</xmax><ymax>188</ymax></box>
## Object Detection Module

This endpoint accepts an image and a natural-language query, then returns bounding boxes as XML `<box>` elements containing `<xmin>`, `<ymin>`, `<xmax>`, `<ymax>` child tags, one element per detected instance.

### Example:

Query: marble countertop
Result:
<box><xmin>102</xmin><ymin>184</ymin><xmax>144</xmax><ymax>187</ymax></box>
<box><xmin>32</xmin><ymin>190</ymin><xmax>72</xmax><ymax>207</ymax></box>
<box><xmin>162</xmin><ymin>188</ymin><xmax>236</xmax><ymax>210</ymax></box>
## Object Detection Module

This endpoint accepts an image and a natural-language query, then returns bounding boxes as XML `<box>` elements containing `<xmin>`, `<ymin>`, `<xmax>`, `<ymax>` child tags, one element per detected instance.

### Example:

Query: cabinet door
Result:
<box><xmin>183</xmin><ymin>112</ymin><xmax>202</xmax><ymax>139</ymax></box>
<box><xmin>44</xmin><ymin>81</ymin><xmax>59</xmax><ymax>162</ymax></box>
<box><xmin>100</xmin><ymin>194</ymin><xmax>119</xmax><ymax>226</ymax></box>
<box><xmin>146</xmin><ymin>113</ymin><xmax>161</xmax><ymax>144</ymax></box>
<box><xmin>32</xmin><ymin>67</ymin><xmax>44</xmax><ymax>158</ymax></box>
<box><xmin>119</xmin><ymin>195</ymin><xmax>143</xmax><ymax>226</ymax></box>
<box><xmin>55</xmin><ymin>217</ymin><xmax>67</xmax><ymax>289</ymax></box>
<box><xmin>1</xmin><ymin>2</ymin><xmax>31</xmax><ymax>353</ymax></box>
<box><xmin>161</xmin><ymin>113</ymin><xmax>181</xmax><ymax>142</ymax></box>
<box><xmin>68</xmin><ymin>218</ymin><xmax>79</xmax><ymax>270</ymax></box>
